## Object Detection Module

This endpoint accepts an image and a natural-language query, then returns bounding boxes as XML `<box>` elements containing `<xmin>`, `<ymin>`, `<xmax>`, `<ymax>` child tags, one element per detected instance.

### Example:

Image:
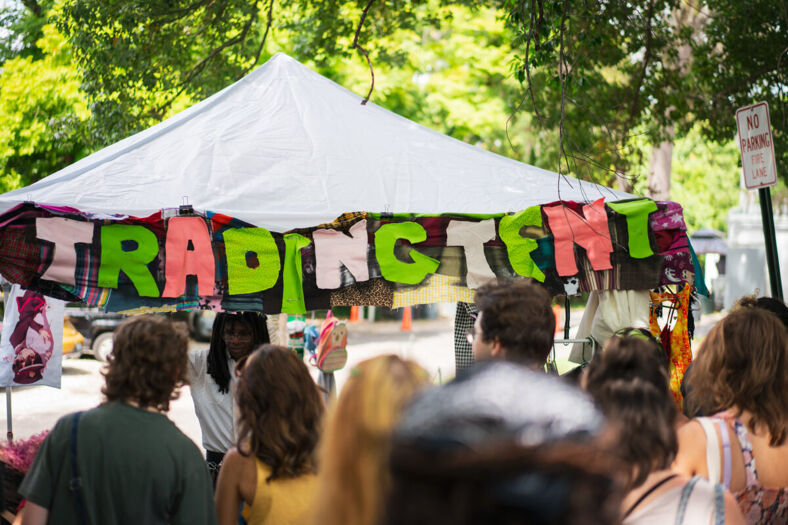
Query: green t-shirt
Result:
<box><xmin>20</xmin><ymin>401</ymin><xmax>217</xmax><ymax>525</ymax></box>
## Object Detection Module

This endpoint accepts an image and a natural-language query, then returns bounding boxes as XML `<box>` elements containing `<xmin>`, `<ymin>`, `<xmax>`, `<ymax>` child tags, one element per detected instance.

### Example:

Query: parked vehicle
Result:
<box><xmin>62</xmin><ymin>317</ymin><xmax>85</xmax><ymax>358</ymax></box>
<box><xmin>64</xmin><ymin>305</ymin><xmax>124</xmax><ymax>362</ymax></box>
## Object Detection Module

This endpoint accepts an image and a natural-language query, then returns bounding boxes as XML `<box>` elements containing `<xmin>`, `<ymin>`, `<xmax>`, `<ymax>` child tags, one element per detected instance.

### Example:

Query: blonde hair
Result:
<box><xmin>313</xmin><ymin>355</ymin><xmax>430</xmax><ymax>525</ymax></box>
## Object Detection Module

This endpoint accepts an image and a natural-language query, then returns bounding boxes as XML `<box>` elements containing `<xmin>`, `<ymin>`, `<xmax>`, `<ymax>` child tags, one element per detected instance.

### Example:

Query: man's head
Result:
<box><xmin>102</xmin><ymin>315</ymin><xmax>189</xmax><ymax>412</ymax></box>
<box><xmin>472</xmin><ymin>279</ymin><xmax>555</xmax><ymax>366</ymax></box>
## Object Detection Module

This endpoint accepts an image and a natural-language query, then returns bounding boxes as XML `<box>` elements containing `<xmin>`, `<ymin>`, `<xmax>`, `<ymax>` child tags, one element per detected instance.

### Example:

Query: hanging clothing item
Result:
<box><xmin>568</xmin><ymin>289</ymin><xmax>651</xmax><ymax>364</ymax></box>
<box><xmin>453</xmin><ymin>302</ymin><xmax>477</xmax><ymax>372</ymax></box>
<box><xmin>649</xmin><ymin>283</ymin><xmax>692</xmax><ymax>409</ymax></box>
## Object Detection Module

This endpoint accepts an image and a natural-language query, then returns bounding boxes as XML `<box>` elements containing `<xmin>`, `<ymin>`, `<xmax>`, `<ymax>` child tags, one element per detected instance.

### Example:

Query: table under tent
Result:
<box><xmin>0</xmin><ymin>53</ymin><xmax>701</xmax><ymax>409</ymax></box>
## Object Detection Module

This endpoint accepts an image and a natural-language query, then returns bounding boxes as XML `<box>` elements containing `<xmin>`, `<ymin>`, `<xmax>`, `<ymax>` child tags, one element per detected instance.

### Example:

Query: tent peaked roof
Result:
<box><xmin>0</xmin><ymin>53</ymin><xmax>632</xmax><ymax>230</ymax></box>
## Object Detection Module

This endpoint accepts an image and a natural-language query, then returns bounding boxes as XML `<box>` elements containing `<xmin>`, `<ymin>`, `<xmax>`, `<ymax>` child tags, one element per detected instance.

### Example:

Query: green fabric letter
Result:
<box><xmin>607</xmin><ymin>199</ymin><xmax>658</xmax><ymax>258</ymax></box>
<box><xmin>281</xmin><ymin>233</ymin><xmax>311</xmax><ymax>314</ymax></box>
<box><xmin>97</xmin><ymin>225</ymin><xmax>160</xmax><ymax>297</ymax></box>
<box><xmin>224</xmin><ymin>227</ymin><xmax>280</xmax><ymax>295</ymax></box>
<box><xmin>498</xmin><ymin>207</ymin><xmax>545</xmax><ymax>282</ymax></box>
<box><xmin>374</xmin><ymin>222</ymin><xmax>440</xmax><ymax>284</ymax></box>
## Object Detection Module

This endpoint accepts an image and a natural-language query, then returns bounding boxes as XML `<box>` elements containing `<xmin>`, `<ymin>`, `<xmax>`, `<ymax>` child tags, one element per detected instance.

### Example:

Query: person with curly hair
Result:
<box><xmin>674</xmin><ymin>300</ymin><xmax>788</xmax><ymax>523</ymax></box>
<box><xmin>215</xmin><ymin>345</ymin><xmax>323</xmax><ymax>525</ymax></box>
<box><xmin>18</xmin><ymin>315</ymin><xmax>216</xmax><ymax>525</ymax></box>
<box><xmin>187</xmin><ymin>312</ymin><xmax>269</xmax><ymax>483</ymax></box>
<box><xmin>312</xmin><ymin>355</ymin><xmax>430</xmax><ymax>525</ymax></box>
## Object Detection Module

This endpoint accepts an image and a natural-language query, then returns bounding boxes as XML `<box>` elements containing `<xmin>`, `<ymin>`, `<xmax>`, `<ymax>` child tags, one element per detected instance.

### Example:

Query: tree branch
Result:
<box><xmin>352</xmin><ymin>0</ymin><xmax>377</xmax><ymax>105</ymax></box>
<box><xmin>20</xmin><ymin>0</ymin><xmax>42</xmax><ymax>16</ymax></box>
<box><xmin>239</xmin><ymin>0</ymin><xmax>275</xmax><ymax>78</ymax></box>
<box><xmin>153</xmin><ymin>8</ymin><xmax>258</xmax><ymax>117</ymax></box>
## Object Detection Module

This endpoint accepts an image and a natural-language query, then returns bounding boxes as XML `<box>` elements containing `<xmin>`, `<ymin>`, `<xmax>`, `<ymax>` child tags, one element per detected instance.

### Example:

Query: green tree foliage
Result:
<box><xmin>56</xmin><ymin>0</ymin><xmax>532</xmax><ymax>156</ymax></box>
<box><xmin>633</xmin><ymin>127</ymin><xmax>741</xmax><ymax>233</ymax></box>
<box><xmin>0</xmin><ymin>22</ymin><xmax>90</xmax><ymax>192</ymax></box>
<box><xmin>682</xmin><ymin>0</ymin><xmax>788</xmax><ymax>174</ymax></box>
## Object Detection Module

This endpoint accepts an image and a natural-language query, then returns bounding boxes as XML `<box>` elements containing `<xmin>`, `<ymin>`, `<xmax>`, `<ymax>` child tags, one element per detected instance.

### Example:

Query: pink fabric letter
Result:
<box><xmin>445</xmin><ymin>219</ymin><xmax>496</xmax><ymax>289</ymax></box>
<box><xmin>313</xmin><ymin>220</ymin><xmax>369</xmax><ymax>289</ymax></box>
<box><xmin>162</xmin><ymin>216</ymin><xmax>216</xmax><ymax>297</ymax></box>
<box><xmin>543</xmin><ymin>199</ymin><xmax>613</xmax><ymax>276</ymax></box>
<box><xmin>35</xmin><ymin>217</ymin><xmax>95</xmax><ymax>285</ymax></box>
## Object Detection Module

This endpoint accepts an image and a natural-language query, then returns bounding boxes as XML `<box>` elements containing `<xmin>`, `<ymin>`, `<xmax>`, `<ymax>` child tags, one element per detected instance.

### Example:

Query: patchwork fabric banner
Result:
<box><xmin>0</xmin><ymin>284</ymin><xmax>65</xmax><ymax>387</ymax></box>
<box><xmin>0</xmin><ymin>199</ymin><xmax>694</xmax><ymax>314</ymax></box>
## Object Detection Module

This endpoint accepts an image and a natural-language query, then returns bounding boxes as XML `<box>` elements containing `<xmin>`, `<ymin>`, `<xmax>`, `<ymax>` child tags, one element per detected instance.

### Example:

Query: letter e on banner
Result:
<box><xmin>736</xmin><ymin>102</ymin><xmax>778</xmax><ymax>190</ymax></box>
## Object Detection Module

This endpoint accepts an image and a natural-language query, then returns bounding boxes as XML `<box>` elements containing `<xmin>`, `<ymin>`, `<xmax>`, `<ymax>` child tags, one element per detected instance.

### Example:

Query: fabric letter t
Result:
<box><xmin>543</xmin><ymin>198</ymin><xmax>613</xmax><ymax>276</ymax></box>
<box><xmin>445</xmin><ymin>219</ymin><xmax>496</xmax><ymax>289</ymax></box>
<box><xmin>36</xmin><ymin>217</ymin><xmax>94</xmax><ymax>286</ymax></box>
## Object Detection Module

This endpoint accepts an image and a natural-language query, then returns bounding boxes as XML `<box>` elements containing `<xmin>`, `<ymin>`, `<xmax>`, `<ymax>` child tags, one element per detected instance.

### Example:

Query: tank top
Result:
<box><xmin>623</xmin><ymin>476</ymin><xmax>722</xmax><ymax>525</ymax></box>
<box><xmin>247</xmin><ymin>459</ymin><xmax>318</xmax><ymax>525</ymax></box>
<box><xmin>731</xmin><ymin>420</ymin><xmax>788</xmax><ymax>524</ymax></box>
<box><xmin>699</xmin><ymin>415</ymin><xmax>788</xmax><ymax>523</ymax></box>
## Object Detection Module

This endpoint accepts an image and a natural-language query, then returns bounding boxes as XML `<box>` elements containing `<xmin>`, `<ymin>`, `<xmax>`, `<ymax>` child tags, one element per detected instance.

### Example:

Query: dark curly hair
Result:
<box><xmin>475</xmin><ymin>278</ymin><xmax>555</xmax><ymax>365</ymax></box>
<box><xmin>585</xmin><ymin>336</ymin><xmax>678</xmax><ymax>489</ymax></box>
<box><xmin>207</xmin><ymin>312</ymin><xmax>269</xmax><ymax>394</ymax></box>
<box><xmin>235</xmin><ymin>345</ymin><xmax>323</xmax><ymax>481</ymax></box>
<box><xmin>102</xmin><ymin>315</ymin><xmax>188</xmax><ymax>412</ymax></box>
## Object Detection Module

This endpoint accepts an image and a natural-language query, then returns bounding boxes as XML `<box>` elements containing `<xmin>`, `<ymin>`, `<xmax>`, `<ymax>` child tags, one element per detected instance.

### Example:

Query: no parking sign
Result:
<box><xmin>736</xmin><ymin>102</ymin><xmax>778</xmax><ymax>190</ymax></box>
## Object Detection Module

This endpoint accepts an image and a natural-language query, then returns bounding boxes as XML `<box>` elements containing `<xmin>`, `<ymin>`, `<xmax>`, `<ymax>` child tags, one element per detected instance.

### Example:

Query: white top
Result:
<box><xmin>624</xmin><ymin>477</ymin><xmax>718</xmax><ymax>525</ymax></box>
<box><xmin>186</xmin><ymin>348</ymin><xmax>238</xmax><ymax>454</ymax></box>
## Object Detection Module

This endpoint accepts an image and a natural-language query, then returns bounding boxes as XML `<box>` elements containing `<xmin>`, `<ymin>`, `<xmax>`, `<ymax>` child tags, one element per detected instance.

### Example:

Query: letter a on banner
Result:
<box><xmin>162</xmin><ymin>216</ymin><xmax>216</xmax><ymax>297</ymax></box>
<box><xmin>543</xmin><ymin>199</ymin><xmax>613</xmax><ymax>276</ymax></box>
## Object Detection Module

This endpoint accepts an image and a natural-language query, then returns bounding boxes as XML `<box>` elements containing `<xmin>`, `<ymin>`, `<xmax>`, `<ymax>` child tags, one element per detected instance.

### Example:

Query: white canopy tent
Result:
<box><xmin>0</xmin><ymin>53</ymin><xmax>631</xmax><ymax>230</ymax></box>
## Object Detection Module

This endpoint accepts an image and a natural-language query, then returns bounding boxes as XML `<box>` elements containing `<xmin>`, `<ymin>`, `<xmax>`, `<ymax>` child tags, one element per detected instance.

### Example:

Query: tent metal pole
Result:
<box><xmin>5</xmin><ymin>387</ymin><xmax>12</xmax><ymax>441</ymax></box>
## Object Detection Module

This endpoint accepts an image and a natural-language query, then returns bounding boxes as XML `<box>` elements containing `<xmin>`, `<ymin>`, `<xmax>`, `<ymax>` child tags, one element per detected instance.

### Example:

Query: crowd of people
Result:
<box><xmin>10</xmin><ymin>278</ymin><xmax>788</xmax><ymax>524</ymax></box>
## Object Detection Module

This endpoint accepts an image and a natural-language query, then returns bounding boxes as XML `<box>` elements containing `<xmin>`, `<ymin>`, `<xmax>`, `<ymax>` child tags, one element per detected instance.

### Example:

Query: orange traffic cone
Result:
<box><xmin>401</xmin><ymin>306</ymin><xmax>412</xmax><ymax>332</ymax></box>
<box><xmin>349</xmin><ymin>305</ymin><xmax>359</xmax><ymax>323</ymax></box>
<box><xmin>553</xmin><ymin>304</ymin><xmax>562</xmax><ymax>335</ymax></box>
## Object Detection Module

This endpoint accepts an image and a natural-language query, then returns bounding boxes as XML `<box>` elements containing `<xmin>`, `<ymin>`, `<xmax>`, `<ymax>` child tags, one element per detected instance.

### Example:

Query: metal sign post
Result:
<box><xmin>736</xmin><ymin>102</ymin><xmax>783</xmax><ymax>300</ymax></box>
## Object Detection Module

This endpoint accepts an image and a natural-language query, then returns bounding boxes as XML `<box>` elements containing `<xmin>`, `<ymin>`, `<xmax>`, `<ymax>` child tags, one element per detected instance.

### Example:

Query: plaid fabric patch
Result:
<box><xmin>391</xmin><ymin>273</ymin><xmax>475</xmax><ymax>308</ymax></box>
<box><xmin>0</xmin><ymin>226</ymin><xmax>41</xmax><ymax>286</ymax></box>
<box><xmin>454</xmin><ymin>302</ymin><xmax>477</xmax><ymax>372</ymax></box>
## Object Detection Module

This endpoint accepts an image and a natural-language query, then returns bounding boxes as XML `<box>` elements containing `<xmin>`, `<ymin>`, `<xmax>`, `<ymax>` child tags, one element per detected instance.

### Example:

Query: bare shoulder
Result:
<box><xmin>673</xmin><ymin>420</ymin><xmax>707</xmax><ymax>476</ymax></box>
<box><xmin>220</xmin><ymin>447</ymin><xmax>257</xmax><ymax>505</ymax></box>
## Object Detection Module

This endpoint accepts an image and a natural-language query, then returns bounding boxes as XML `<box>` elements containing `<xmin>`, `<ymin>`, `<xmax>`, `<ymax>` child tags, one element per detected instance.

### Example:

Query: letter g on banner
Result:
<box><xmin>374</xmin><ymin>222</ymin><xmax>439</xmax><ymax>285</ymax></box>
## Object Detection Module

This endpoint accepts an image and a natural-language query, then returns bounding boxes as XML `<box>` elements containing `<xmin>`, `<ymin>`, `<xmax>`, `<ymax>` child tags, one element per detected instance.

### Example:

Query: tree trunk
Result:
<box><xmin>648</xmin><ymin>135</ymin><xmax>673</xmax><ymax>200</ymax></box>
<box><xmin>646</xmin><ymin>1</ymin><xmax>707</xmax><ymax>201</ymax></box>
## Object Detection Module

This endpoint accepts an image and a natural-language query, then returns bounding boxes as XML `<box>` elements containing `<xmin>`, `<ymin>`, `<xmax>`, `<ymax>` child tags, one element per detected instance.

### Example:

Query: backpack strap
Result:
<box><xmin>712</xmin><ymin>483</ymin><xmax>725</xmax><ymax>525</ymax></box>
<box><xmin>69</xmin><ymin>411</ymin><xmax>89</xmax><ymax>525</ymax></box>
<box><xmin>674</xmin><ymin>476</ymin><xmax>700</xmax><ymax>525</ymax></box>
